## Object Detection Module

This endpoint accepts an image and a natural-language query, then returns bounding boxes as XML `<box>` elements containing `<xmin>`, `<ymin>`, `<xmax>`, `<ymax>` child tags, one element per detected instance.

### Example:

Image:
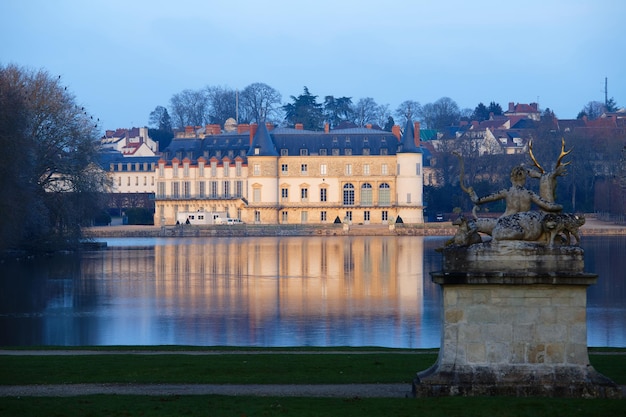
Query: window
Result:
<box><xmin>281</xmin><ymin>149</ymin><xmax>288</xmax><ymax>156</ymax></box>
<box><xmin>236</xmin><ymin>161</ymin><xmax>242</xmax><ymax>176</ymax></box>
<box><xmin>183</xmin><ymin>162</ymin><xmax>189</xmax><ymax>177</ymax></box>
<box><xmin>379</xmin><ymin>183</ymin><xmax>391</xmax><ymax>205</ymax></box>
<box><xmin>364</xmin><ymin>211</ymin><xmax>370</xmax><ymax>222</ymax></box>
<box><xmin>223</xmin><ymin>162</ymin><xmax>229</xmax><ymax>177</ymax></box>
<box><xmin>343</xmin><ymin>183</ymin><xmax>355</xmax><ymax>206</ymax></box>
<box><xmin>172</xmin><ymin>182</ymin><xmax>180</xmax><ymax>198</ymax></box>
<box><xmin>381</xmin><ymin>164</ymin><xmax>388</xmax><ymax>175</ymax></box>
<box><xmin>118</xmin><ymin>177</ymin><xmax>121</xmax><ymax>186</ymax></box>
<box><xmin>332</xmin><ymin>148</ymin><xmax>340</xmax><ymax>156</ymax></box>
<box><xmin>363</xmin><ymin>148</ymin><xmax>370</xmax><ymax>155</ymax></box>
<box><xmin>301</xmin><ymin>211</ymin><xmax>308</xmax><ymax>223</ymax></box>
<box><xmin>301</xmin><ymin>188</ymin><xmax>308</xmax><ymax>202</ymax></box>
<box><xmin>380</xmin><ymin>148</ymin><xmax>388</xmax><ymax>155</ymax></box>
<box><xmin>320</xmin><ymin>148</ymin><xmax>327</xmax><ymax>156</ymax></box>
<box><xmin>320</xmin><ymin>211</ymin><xmax>327</xmax><ymax>222</ymax></box>
<box><xmin>143</xmin><ymin>176</ymin><xmax>147</xmax><ymax>186</ymax></box>
<box><xmin>158</xmin><ymin>163</ymin><xmax>165</xmax><ymax>177</ymax></box>
<box><xmin>199</xmin><ymin>181</ymin><xmax>206</xmax><ymax>197</ymax></box>
<box><xmin>198</xmin><ymin>161</ymin><xmax>204</xmax><ymax>177</ymax></box>
<box><xmin>281</xmin><ymin>211</ymin><xmax>288</xmax><ymax>223</ymax></box>
<box><xmin>345</xmin><ymin>148</ymin><xmax>352</xmax><ymax>155</ymax></box>
<box><xmin>361</xmin><ymin>183</ymin><xmax>373</xmax><ymax>206</ymax></box>
<box><xmin>363</xmin><ymin>164</ymin><xmax>370</xmax><ymax>175</ymax></box>
<box><xmin>281</xmin><ymin>188</ymin><xmax>289</xmax><ymax>201</ymax></box>
<box><xmin>346</xmin><ymin>211</ymin><xmax>352</xmax><ymax>221</ymax></box>
<box><xmin>211</xmin><ymin>161</ymin><xmax>217</xmax><ymax>177</ymax></box>
<box><xmin>127</xmin><ymin>177</ymin><xmax>130</xmax><ymax>186</ymax></box>
<box><xmin>300</xmin><ymin>149</ymin><xmax>308</xmax><ymax>156</ymax></box>
<box><xmin>416</xmin><ymin>163</ymin><xmax>421</xmax><ymax>175</ymax></box>
<box><xmin>253</xmin><ymin>164</ymin><xmax>260</xmax><ymax>175</ymax></box>
<box><xmin>320</xmin><ymin>164</ymin><xmax>327</xmax><ymax>176</ymax></box>
<box><xmin>382</xmin><ymin>210</ymin><xmax>388</xmax><ymax>222</ymax></box>
<box><xmin>301</xmin><ymin>164</ymin><xmax>308</xmax><ymax>174</ymax></box>
<box><xmin>235</xmin><ymin>180</ymin><xmax>243</xmax><ymax>197</ymax></box>
<box><xmin>253</xmin><ymin>188</ymin><xmax>261</xmax><ymax>202</ymax></box>
<box><xmin>320</xmin><ymin>188</ymin><xmax>327</xmax><ymax>202</ymax></box>
<box><xmin>223</xmin><ymin>180</ymin><xmax>230</xmax><ymax>197</ymax></box>
<box><xmin>254</xmin><ymin>210</ymin><xmax>261</xmax><ymax>223</ymax></box>
<box><xmin>173</xmin><ymin>163</ymin><xmax>179</xmax><ymax>177</ymax></box>
<box><xmin>135</xmin><ymin>176</ymin><xmax>139</xmax><ymax>186</ymax></box>
<box><xmin>210</xmin><ymin>181</ymin><xmax>218</xmax><ymax>197</ymax></box>
<box><xmin>345</xmin><ymin>164</ymin><xmax>352</xmax><ymax>175</ymax></box>
<box><xmin>281</xmin><ymin>164</ymin><xmax>289</xmax><ymax>174</ymax></box>
<box><xmin>157</xmin><ymin>182</ymin><xmax>165</xmax><ymax>197</ymax></box>
<box><xmin>183</xmin><ymin>181</ymin><xmax>191</xmax><ymax>198</ymax></box>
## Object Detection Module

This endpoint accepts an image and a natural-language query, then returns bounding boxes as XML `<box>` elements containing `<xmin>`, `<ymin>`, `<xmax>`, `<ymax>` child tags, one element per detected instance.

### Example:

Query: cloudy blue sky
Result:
<box><xmin>2</xmin><ymin>0</ymin><xmax>624</xmax><ymax>130</ymax></box>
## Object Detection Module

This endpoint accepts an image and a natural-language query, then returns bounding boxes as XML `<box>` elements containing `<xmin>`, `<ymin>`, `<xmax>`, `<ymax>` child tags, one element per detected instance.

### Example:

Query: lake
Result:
<box><xmin>0</xmin><ymin>235</ymin><xmax>624</xmax><ymax>348</ymax></box>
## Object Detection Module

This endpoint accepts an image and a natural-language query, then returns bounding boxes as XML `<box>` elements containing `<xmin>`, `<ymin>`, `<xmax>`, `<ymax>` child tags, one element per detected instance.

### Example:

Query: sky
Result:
<box><xmin>2</xmin><ymin>0</ymin><xmax>624</xmax><ymax>130</ymax></box>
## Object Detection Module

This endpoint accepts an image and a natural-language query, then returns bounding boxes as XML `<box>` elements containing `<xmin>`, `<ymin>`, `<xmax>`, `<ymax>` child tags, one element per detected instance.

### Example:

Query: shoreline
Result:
<box><xmin>83</xmin><ymin>213</ymin><xmax>626</xmax><ymax>239</ymax></box>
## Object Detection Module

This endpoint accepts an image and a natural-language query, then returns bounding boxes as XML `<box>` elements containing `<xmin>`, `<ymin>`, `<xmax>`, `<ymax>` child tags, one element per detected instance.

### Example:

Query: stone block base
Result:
<box><xmin>413</xmin><ymin>363</ymin><xmax>622</xmax><ymax>398</ymax></box>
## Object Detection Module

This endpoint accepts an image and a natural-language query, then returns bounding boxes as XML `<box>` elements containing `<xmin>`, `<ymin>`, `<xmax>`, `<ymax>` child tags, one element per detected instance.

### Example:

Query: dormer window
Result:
<box><xmin>345</xmin><ymin>149</ymin><xmax>352</xmax><ymax>156</ymax></box>
<box><xmin>300</xmin><ymin>149</ymin><xmax>308</xmax><ymax>156</ymax></box>
<box><xmin>281</xmin><ymin>149</ymin><xmax>288</xmax><ymax>156</ymax></box>
<box><xmin>254</xmin><ymin>147</ymin><xmax>260</xmax><ymax>155</ymax></box>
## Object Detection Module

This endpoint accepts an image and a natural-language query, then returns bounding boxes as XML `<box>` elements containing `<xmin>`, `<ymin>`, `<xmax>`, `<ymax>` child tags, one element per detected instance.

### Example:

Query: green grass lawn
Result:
<box><xmin>0</xmin><ymin>348</ymin><xmax>624</xmax><ymax>417</ymax></box>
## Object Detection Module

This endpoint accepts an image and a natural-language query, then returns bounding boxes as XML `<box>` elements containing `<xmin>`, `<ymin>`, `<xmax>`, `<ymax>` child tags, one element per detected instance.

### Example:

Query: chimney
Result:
<box><xmin>392</xmin><ymin>125</ymin><xmax>401</xmax><ymax>140</ymax></box>
<box><xmin>295</xmin><ymin>123</ymin><xmax>304</xmax><ymax>130</ymax></box>
<box><xmin>366</xmin><ymin>124</ymin><xmax>372</xmax><ymax>129</ymax></box>
<box><xmin>324</xmin><ymin>123</ymin><xmax>330</xmax><ymax>133</ymax></box>
<box><xmin>237</xmin><ymin>123</ymin><xmax>250</xmax><ymax>134</ymax></box>
<box><xmin>508</xmin><ymin>102</ymin><xmax>515</xmax><ymax>113</ymax></box>
<box><xmin>249</xmin><ymin>123</ymin><xmax>258</xmax><ymax>145</ymax></box>
<box><xmin>414</xmin><ymin>121</ymin><xmax>421</xmax><ymax>147</ymax></box>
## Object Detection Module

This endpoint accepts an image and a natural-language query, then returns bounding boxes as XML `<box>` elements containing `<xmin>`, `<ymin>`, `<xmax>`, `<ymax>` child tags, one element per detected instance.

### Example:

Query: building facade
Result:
<box><xmin>154</xmin><ymin>120</ymin><xmax>424</xmax><ymax>225</ymax></box>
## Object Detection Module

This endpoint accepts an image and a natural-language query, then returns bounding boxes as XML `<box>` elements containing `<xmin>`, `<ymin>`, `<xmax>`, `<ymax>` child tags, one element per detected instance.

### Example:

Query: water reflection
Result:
<box><xmin>0</xmin><ymin>236</ymin><xmax>624</xmax><ymax>347</ymax></box>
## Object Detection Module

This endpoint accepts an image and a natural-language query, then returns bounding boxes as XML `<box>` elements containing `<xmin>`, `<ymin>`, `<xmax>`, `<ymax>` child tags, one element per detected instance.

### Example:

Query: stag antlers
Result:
<box><xmin>528</xmin><ymin>137</ymin><xmax>572</xmax><ymax>173</ymax></box>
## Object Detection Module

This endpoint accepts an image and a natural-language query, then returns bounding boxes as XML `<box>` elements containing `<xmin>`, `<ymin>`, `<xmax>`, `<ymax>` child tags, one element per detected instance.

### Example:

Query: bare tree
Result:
<box><xmin>353</xmin><ymin>97</ymin><xmax>379</xmax><ymax>127</ymax></box>
<box><xmin>420</xmin><ymin>97</ymin><xmax>461</xmax><ymax>130</ymax></box>
<box><xmin>394</xmin><ymin>100</ymin><xmax>422</xmax><ymax>126</ymax></box>
<box><xmin>0</xmin><ymin>64</ymin><xmax>109</xmax><ymax>251</ymax></box>
<box><xmin>169</xmin><ymin>89</ymin><xmax>210</xmax><ymax>128</ymax></box>
<box><xmin>206</xmin><ymin>86</ymin><xmax>236</xmax><ymax>126</ymax></box>
<box><xmin>240</xmin><ymin>82</ymin><xmax>282</xmax><ymax>124</ymax></box>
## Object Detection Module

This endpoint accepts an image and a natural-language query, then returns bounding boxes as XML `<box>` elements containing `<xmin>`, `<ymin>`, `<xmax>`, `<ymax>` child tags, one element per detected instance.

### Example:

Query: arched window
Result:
<box><xmin>343</xmin><ymin>183</ymin><xmax>355</xmax><ymax>206</ymax></box>
<box><xmin>361</xmin><ymin>183</ymin><xmax>373</xmax><ymax>206</ymax></box>
<box><xmin>379</xmin><ymin>183</ymin><xmax>391</xmax><ymax>205</ymax></box>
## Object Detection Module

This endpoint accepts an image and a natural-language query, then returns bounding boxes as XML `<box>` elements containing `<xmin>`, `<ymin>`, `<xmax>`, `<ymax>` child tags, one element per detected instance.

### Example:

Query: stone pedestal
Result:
<box><xmin>413</xmin><ymin>241</ymin><xmax>622</xmax><ymax>398</ymax></box>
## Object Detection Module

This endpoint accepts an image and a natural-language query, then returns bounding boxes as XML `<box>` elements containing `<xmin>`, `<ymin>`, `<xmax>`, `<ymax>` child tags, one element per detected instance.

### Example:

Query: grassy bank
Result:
<box><xmin>0</xmin><ymin>348</ymin><xmax>624</xmax><ymax>417</ymax></box>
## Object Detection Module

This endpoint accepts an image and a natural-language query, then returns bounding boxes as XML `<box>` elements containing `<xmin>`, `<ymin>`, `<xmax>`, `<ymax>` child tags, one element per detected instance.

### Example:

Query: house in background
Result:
<box><xmin>101</xmin><ymin>127</ymin><xmax>159</xmax><ymax>156</ymax></box>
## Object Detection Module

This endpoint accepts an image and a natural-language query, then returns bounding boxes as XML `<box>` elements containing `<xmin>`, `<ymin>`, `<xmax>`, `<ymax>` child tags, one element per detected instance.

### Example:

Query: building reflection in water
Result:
<box><xmin>145</xmin><ymin>236</ymin><xmax>430</xmax><ymax>347</ymax></box>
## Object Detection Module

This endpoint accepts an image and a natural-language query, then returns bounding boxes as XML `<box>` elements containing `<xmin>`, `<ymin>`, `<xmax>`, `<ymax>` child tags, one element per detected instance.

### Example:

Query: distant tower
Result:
<box><xmin>246</xmin><ymin>123</ymin><xmax>279</xmax><ymax>224</ymax></box>
<box><xmin>396</xmin><ymin>119</ymin><xmax>424</xmax><ymax>223</ymax></box>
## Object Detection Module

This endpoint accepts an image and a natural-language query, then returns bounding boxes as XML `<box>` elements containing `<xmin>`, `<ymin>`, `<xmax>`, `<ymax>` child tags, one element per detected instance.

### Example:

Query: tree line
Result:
<box><xmin>149</xmin><ymin>82</ymin><xmax>620</xmax><ymax>134</ymax></box>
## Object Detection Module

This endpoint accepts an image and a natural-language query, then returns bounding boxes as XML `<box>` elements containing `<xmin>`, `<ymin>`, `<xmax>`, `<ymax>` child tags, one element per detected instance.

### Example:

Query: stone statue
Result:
<box><xmin>452</xmin><ymin>139</ymin><xmax>581</xmax><ymax>246</ymax></box>
<box><xmin>467</xmin><ymin>166</ymin><xmax>562</xmax><ymax>242</ymax></box>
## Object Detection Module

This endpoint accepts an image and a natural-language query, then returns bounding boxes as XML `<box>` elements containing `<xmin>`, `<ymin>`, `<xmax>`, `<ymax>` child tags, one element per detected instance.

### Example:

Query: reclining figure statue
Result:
<box><xmin>452</xmin><ymin>140</ymin><xmax>581</xmax><ymax>247</ymax></box>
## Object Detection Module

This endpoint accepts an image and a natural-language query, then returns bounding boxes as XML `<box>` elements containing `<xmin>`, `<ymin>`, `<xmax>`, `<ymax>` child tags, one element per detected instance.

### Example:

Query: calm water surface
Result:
<box><xmin>0</xmin><ymin>236</ymin><xmax>624</xmax><ymax>348</ymax></box>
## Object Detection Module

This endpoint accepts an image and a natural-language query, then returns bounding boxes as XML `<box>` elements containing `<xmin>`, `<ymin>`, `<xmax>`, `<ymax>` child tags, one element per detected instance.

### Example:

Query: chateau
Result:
<box><xmin>154</xmin><ymin>120</ymin><xmax>424</xmax><ymax>225</ymax></box>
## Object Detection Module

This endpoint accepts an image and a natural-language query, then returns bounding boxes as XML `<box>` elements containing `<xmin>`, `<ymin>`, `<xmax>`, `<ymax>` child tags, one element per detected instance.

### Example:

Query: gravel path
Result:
<box><xmin>0</xmin><ymin>383</ymin><xmax>412</xmax><ymax>398</ymax></box>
